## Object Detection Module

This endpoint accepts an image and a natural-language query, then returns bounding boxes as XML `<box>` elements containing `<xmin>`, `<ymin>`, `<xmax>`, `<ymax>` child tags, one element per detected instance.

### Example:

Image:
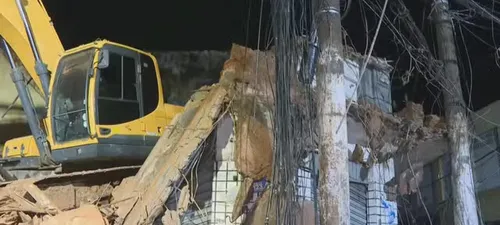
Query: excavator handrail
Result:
<box><xmin>0</xmin><ymin>0</ymin><xmax>64</xmax><ymax>95</ymax></box>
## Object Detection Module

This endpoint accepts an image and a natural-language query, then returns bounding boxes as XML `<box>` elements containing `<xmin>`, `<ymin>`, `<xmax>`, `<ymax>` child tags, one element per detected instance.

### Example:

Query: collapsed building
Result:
<box><xmin>147</xmin><ymin>47</ymin><xmax>400</xmax><ymax>224</ymax></box>
<box><xmin>0</xmin><ymin>43</ymin><xmax>451</xmax><ymax>225</ymax></box>
<box><xmin>128</xmin><ymin>45</ymin><xmax>403</xmax><ymax>225</ymax></box>
<box><xmin>149</xmin><ymin>44</ymin><xmax>448</xmax><ymax>225</ymax></box>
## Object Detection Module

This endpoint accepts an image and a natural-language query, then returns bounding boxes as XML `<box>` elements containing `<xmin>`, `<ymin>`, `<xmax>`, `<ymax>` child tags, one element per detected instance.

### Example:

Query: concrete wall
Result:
<box><xmin>315</xmin><ymin>55</ymin><xmax>393</xmax><ymax>114</ymax></box>
<box><xmin>399</xmin><ymin>145</ymin><xmax>500</xmax><ymax>224</ymax></box>
<box><xmin>472</xmin><ymin>100</ymin><xmax>500</xmax><ymax>135</ymax></box>
<box><xmin>464</xmin><ymin>101</ymin><xmax>500</xmax><ymax>223</ymax></box>
<box><xmin>175</xmin><ymin>115</ymin><xmax>242</xmax><ymax>225</ymax></box>
<box><xmin>478</xmin><ymin>188</ymin><xmax>500</xmax><ymax>222</ymax></box>
<box><xmin>395</xmin><ymin>99</ymin><xmax>500</xmax><ymax>224</ymax></box>
<box><xmin>470</xmin><ymin>103</ymin><xmax>500</xmax><ymax>192</ymax></box>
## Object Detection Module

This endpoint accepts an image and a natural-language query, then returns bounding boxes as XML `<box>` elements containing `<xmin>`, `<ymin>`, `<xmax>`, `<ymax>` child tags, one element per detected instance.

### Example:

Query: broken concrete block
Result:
<box><xmin>0</xmin><ymin>211</ymin><xmax>18</xmax><ymax>225</ymax></box>
<box><xmin>161</xmin><ymin>210</ymin><xmax>181</xmax><ymax>225</ymax></box>
<box><xmin>397</xmin><ymin>102</ymin><xmax>424</xmax><ymax>126</ymax></box>
<box><xmin>40</xmin><ymin>205</ymin><xmax>108</xmax><ymax>225</ymax></box>
<box><xmin>424</xmin><ymin>114</ymin><xmax>446</xmax><ymax>129</ymax></box>
<box><xmin>41</xmin><ymin>184</ymin><xmax>76</xmax><ymax>210</ymax></box>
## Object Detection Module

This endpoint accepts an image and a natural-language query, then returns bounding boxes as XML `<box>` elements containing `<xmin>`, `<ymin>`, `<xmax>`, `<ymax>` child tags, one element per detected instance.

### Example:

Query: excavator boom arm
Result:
<box><xmin>0</xmin><ymin>0</ymin><xmax>64</xmax><ymax>93</ymax></box>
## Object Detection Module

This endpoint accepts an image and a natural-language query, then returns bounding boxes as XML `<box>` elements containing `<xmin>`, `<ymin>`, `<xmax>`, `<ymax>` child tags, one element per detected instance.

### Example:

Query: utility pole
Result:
<box><xmin>315</xmin><ymin>0</ymin><xmax>349</xmax><ymax>224</ymax></box>
<box><xmin>432</xmin><ymin>1</ymin><xmax>479</xmax><ymax>225</ymax></box>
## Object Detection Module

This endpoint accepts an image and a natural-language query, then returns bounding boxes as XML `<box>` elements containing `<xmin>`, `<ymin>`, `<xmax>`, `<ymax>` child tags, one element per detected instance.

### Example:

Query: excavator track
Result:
<box><xmin>0</xmin><ymin>165</ymin><xmax>140</xmax><ymax>188</ymax></box>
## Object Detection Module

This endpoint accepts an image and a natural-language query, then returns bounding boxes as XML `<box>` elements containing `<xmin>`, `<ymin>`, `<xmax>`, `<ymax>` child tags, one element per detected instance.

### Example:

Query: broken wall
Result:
<box><xmin>345</xmin><ymin>102</ymin><xmax>452</xmax><ymax>225</ymax></box>
<box><xmin>174</xmin><ymin>114</ymin><xmax>244</xmax><ymax>225</ymax></box>
<box><xmin>399</xmin><ymin>133</ymin><xmax>500</xmax><ymax>224</ymax></box>
<box><xmin>344</xmin><ymin>51</ymin><xmax>393</xmax><ymax>113</ymax></box>
<box><xmin>163</xmin><ymin>44</ymin><xmax>300</xmax><ymax>225</ymax></box>
<box><xmin>223</xmin><ymin>44</ymin><xmax>275</xmax><ymax>225</ymax></box>
<box><xmin>220</xmin><ymin>44</ymin><xmax>402</xmax><ymax>225</ymax></box>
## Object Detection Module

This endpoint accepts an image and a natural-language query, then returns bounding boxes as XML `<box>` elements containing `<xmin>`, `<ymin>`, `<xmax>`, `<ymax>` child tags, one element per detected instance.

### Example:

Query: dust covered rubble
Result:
<box><xmin>0</xmin><ymin>179</ymin><xmax>113</xmax><ymax>225</ymax></box>
<box><xmin>352</xmin><ymin>101</ymin><xmax>448</xmax><ymax>197</ymax></box>
<box><xmin>351</xmin><ymin>101</ymin><xmax>447</xmax><ymax>165</ymax></box>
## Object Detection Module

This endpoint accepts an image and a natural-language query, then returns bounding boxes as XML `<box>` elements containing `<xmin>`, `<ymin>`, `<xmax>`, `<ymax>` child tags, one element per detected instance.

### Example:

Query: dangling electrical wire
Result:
<box><xmin>265</xmin><ymin>0</ymin><xmax>318</xmax><ymax>224</ymax></box>
<box><xmin>267</xmin><ymin>0</ymin><xmax>295</xmax><ymax>223</ymax></box>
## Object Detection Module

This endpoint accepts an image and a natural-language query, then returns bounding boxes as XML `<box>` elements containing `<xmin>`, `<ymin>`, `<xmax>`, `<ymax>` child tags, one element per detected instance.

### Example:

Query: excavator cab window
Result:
<box><xmin>139</xmin><ymin>53</ymin><xmax>159</xmax><ymax>116</ymax></box>
<box><xmin>96</xmin><ymin>48</ymin><xmax>141</xmax><ymax>125</ymax></box>
<box><xmin>51</xmin><ymin>49</ymin><xmax>94</xmax><ymax>143</ymax></box>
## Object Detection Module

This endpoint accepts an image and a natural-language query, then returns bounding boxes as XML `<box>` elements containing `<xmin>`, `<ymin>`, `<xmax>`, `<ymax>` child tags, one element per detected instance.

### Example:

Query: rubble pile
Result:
<box><xmin>350</xmin><ymin>101</ymin><xmax>449</xmax><ymax>196</ymax></box>
<box><xmin>395</xmin><ymin>102</ymin><xmax>447</xmax><ymax>151</ymax></box>
<box><xmin>0</xmin><ymin>179</ymin><xmax>113</xmax><ymax>225</ymax></box>
<box><xmin>352</xmin><ymin>101</ymin><xmax>447</xmax><ymax>164</ymax></box>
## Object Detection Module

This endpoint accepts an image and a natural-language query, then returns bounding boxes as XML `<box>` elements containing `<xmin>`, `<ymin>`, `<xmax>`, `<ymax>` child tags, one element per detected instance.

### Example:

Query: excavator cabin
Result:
<box><xmin>2</xmin><ymin>41</ymin><xmax>183</xmax><ymax>165</ymax></box>
<box><xmin>0</xmin><ymin>0</ymin><xmax>184</xmax><ymax>179</ymax></box>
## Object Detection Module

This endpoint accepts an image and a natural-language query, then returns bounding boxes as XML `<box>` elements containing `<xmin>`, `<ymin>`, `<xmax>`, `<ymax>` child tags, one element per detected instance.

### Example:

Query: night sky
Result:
<box><xmin>42</xmin><ymin>0</ymin><xmax>500</xmax><ymax>114</ymax></box>
<box><xmin>42</xmin><ymin>0</ymin><xmax>265</xmax><ymax>50</ymax></box>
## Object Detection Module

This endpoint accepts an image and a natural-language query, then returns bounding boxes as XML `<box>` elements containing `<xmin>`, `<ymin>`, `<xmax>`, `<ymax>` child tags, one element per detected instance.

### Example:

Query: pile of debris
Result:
<box><xmin>349</xmin><ymin>100</ymin><xmax>449</xmax><ymax>197</ymax></box>
<box><xmin>353</xmin><ymin>100</ymin><xmax>450</xmax><ymax>196</ymax></box>
<box><xmin>351</xmin><ymin>100</ymin><xmax>447</xmax><ymax>165</ymax></box>
<box><xmin>0</xmin><ymin>178</ymin><xmax>111</xmax><ymax>225</ymax></box>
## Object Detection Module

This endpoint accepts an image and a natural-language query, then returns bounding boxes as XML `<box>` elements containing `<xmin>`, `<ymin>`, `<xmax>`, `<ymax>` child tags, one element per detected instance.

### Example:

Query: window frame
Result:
<box><xmin>50</xmin><ymin>48</ymin><xmax>96</xmax><ymax>143</ymax></box>
<box><xmin>95</xmin><ymin>45</ymin><xmax>144</xmax><ymax>125</ymax></box>
<box><xmin>138</xmin><ymin>53</ymin><xmax>161</xmax><ymax>116</ymax></box>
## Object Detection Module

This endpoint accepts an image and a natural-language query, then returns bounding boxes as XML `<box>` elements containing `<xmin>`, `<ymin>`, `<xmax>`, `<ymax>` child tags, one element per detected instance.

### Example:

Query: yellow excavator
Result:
<box><xmin>0</xmin><ymin>0</ymin><xmax>184</xmax><ymax>180</ymax></box>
